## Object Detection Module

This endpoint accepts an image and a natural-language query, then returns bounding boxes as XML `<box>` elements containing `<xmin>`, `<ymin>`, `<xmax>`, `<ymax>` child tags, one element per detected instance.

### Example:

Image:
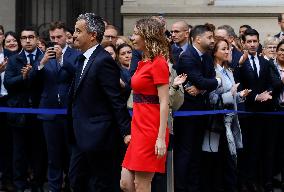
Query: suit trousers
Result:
<box><xmin>173</xmin><ymin>116</ymin><xmax>206</xmax><ymax>192</ymax></box>
<box><xmin>43</xmin><ymin>118</ymin><xmax>70</xmax><ymax>192</ymax></box>
<box><xmin>12</xmin><ymin>118</ymin><xmax>47</xmax><ymax>190</ymax></box>
<box><xmin>239</xmin><ymin>114</ymin><xmax>271</xmax><ymax>187</ymax></box>
<box><xmin>69</xmin><ymin>144</ymin><xmax>122</xmax><ymax>192</ymax></box>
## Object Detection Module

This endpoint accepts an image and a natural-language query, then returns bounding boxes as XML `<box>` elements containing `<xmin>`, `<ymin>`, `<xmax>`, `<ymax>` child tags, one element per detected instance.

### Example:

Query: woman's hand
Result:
<box><xmin>230</xmin><ymin>83</ymin><xmax>240</xmax><ymax>96</ymax></box>
<box><xmin>155</xmin><ymin>137</ymin><xmax>166</xmax><ymax>159</ymax></box>
<box><xmin>240</xmin><ymin>89</ymin><xmax>252</xmax><ymax>97</ymax></box>
<box><xmin>172</xmin><ymin>73</ymin><xmax>187</xmax><ymax>88</ymax></box>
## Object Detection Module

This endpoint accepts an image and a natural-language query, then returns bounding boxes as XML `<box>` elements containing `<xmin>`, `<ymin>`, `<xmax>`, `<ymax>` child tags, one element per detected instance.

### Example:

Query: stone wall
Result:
<box><xmin>121</xmin><ymin>0</ymin><xmax>284</xmax><ymax>43</ymax></box>
<box><xmin>0</xmin><ymin>0</ymin><xmax>16</xmax><ymax>32</ymax></box>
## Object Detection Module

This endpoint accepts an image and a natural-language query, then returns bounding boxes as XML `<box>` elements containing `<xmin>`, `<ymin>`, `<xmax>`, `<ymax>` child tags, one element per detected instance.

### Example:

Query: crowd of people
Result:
<box><xmin>0</xmin><ymin>11</ymin><xmax>284</xmax><ymax>192</ymax></box>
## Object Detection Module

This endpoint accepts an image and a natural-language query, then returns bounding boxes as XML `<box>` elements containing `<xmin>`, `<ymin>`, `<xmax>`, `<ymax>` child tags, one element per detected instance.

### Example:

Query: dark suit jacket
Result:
<box><xmin>4</xmin><ymin>48</ymin><xmax>43</xmax><ymax>127</ymax></box>
<box><xmin>30</xmin><ymin>47</ymin><xmax>81</xmax><ymax>120</ymax></box>
<box><xmin>275</xmin><ymin>32</ymin><xmax>281</xmax><ymax>39</ymax></box>
<box><xmin>237</xmin><ymin>55</ymin><xmax>273</xmax><ymax>112</ymax></box>
<box><xmin>230</xmin><ymin>46</ymin><xmax>242</xmax><ymax>69</ymax></box>
<box><xmin>269</xmin><ymin>60</ymin><xmax>284</xmax><ymax>110</ymax></box>
<box><xmin>129</xmin><ymin>49</ymin><xmax>142</xmax><ymax>77</ymax></box>
<box><xmin>70</xmin><ymin>45</ymin><xmax>131</xmax><ymax>152</ymax></box>
<box><xmin>176</xmin><ymin>45</ymin><xmax>218</xmax><ymax>110</ymax></box>
<box><xmin>0</xmin><ymin>49</ymin><xmax>17</xmax><ymax>94</ymax></box>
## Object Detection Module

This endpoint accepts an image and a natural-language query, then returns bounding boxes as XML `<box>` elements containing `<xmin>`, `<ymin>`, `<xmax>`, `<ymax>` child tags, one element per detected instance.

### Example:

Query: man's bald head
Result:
<box><xmin>171</xmin><ymin>21</ymin><xmax>189</xmax><ymax>46</ymax></box>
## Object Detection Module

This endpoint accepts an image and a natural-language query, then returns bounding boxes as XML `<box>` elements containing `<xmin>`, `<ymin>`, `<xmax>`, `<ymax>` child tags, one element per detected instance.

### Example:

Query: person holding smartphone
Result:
<box><xmin>30</xmin><ymin>21</ymin><xmax>81</xmax><ymax>192</ymax></box>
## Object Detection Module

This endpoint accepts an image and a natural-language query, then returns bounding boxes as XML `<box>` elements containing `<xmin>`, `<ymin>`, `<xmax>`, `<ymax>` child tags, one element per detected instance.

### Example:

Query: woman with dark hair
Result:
<box><xmin>269</xmin><ymin>40</ymin><xmax>284</xmax><ymax>192</ymax></box>
<box><xmin>4</xmin><ymin>31</ymin><xmax>20</xmax><ymax>52</ymax></box>
<box><xmin>101</xmin><ymin>40</ymin><xmax>116</xmax><ymax>60</ymax></box>
<box><xmin>37</xmin><ymin>37</ymin><xmax>47</xmax><ymax>52</ymax></box>
<box><xmin>120</xmin><ymin>18</ymin><xmax>170</xmax><ymax>192</ymax></box>
<box><xmin>116</xmin><ymin>43</ymin><xmax>132</xmax><ymax>102</ymax></box>
<box><xmin>202</xmin><ymin>39</ymin><xmax>251</xmax><ymax>192</ymax></box>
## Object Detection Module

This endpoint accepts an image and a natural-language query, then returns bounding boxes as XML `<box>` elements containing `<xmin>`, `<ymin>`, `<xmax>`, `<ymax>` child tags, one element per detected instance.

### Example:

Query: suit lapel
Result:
<box><xmin>16</xmin><ymin>51</ymin><xmax>28</xmax><ymax>66</ymax></box>
<box><xmin>74</xmin><ymin>45</ymin><xmax>102</xmax><ymax>95</ymax></box>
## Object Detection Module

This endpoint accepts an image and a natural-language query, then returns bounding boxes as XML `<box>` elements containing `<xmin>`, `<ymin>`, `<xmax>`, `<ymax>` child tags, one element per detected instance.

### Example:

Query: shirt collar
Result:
<box><xmin>193</xmin><ymin>45</ymin><xmax>203</xmax><ymax>57</ymax></box>
<box><xmin>83</xmin><ymin>44</ymin><xmax>99</xmax><ymax>61</ymax></box>
<box><xmin>180</xmin><ymin>43</ymin><xmax>189</xmax><ymax>52</ymax></box>
<box><xmin>62</xmin><ymin>44</ymin><xmax>68</xmax><ymax>55</ymax></box>
<box><xmin>216</xmin><ymin>63</ymin><xmax>224</xmax><ymax>72</ymax></box>
<box><xmin>24</xmin><ymin>49</ymin><xmax>37</xmax><ymax>57</ymax></box>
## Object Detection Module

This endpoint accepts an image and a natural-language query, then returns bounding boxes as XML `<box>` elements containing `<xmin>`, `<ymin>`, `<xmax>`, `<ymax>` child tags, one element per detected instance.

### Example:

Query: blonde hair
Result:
<box><xmin>135</xmin><ymin>18</ymin><xmax>169</xmax><ymax>60</ymax></box>
<box><xmin>263</xmin><ymin>35</ymin><xmax>279</xmax><ymax>48</ymax></box>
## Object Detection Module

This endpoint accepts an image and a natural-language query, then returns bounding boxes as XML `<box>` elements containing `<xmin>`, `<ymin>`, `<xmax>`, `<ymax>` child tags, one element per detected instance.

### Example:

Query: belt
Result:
<box><xmin>133</xmin><ymin>93</ymin><xmax>159</xmax><ymax>104</ymax></box>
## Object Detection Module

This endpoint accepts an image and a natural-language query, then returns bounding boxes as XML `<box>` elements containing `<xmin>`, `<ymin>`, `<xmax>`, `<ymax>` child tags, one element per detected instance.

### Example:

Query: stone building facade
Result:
<box><xmin>121</xmin><ymin>0</ymin><xmax>284</xmax><ymax>41</ymax></box>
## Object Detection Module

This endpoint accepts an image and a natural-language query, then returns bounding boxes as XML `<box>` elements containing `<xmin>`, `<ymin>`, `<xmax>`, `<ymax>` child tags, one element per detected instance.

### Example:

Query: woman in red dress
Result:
<box><xmin>120</xmin><ymin>18</ymin><xmax>170</xmax><ymax>192</ymax></box>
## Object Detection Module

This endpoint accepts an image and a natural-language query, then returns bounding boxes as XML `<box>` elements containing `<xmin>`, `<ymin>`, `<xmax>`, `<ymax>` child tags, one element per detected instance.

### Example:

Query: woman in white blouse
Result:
<box><xmin>202</xmin><ymin>39</ymin><xmax>251</xmax><ymax>192</ymax></box>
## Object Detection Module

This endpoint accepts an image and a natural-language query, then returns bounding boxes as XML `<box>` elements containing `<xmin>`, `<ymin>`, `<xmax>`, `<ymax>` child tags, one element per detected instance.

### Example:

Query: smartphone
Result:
<box><xmin>184</xmin><ymin>81</ymin><xmax>193</xmax><ymax>89</ymax></box>
<box><xmin>48</xmin><ymin>42</ymin><xmax>56</xmax><ymax>59</ymax></box>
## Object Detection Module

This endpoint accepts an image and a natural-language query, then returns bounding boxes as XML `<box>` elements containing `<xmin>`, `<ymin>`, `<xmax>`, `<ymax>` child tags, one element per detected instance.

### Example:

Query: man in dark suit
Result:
<box><xmin>171</xmin><ymin>21</ymin><xmax>190</xmax><ymax>65</ymax></box>
<box><xmin>68</xmin><ymin>13</ymin><xmax>131</xmax><ymax>192</ymax></box>
<box><xmin>0</xmin><ymin>24</ymin><xmax>16</xmax><ymax>191</ymax></box>
<box><xmin>215</xmin><ymin>25</ymin><xmax>243</xmax><ymax>70</ymax></box>
<box><xmin>237</xmin><ymin>28</ymin><xmax>273</xmax><ymax>192</ymax></box>
<box><xmin>174</xmin><ymin>25</ymin><xmax>221</xmax><ymax>192</ymax></box>
<box><xmin>30</xmin><ymin>21</ymin><xmax>80</xmax><ymax>192</ymax></box>
<box><xmin>4</xmin><ymin>26</ymin><xmax>46</xmax><ymax>192</ymax></box>
<box><xmin>275</xmin><ymin>13</ymin><xmax>284</xmax><ymax>40</ymax></box>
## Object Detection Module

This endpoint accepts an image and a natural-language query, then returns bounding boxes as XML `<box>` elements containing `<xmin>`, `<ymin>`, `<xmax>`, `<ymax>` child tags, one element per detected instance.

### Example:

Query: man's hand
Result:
<box><xmin>256</xmin><ymin>91</ymin><xmax>272</xmax><ymax>102</ymax></box>
<box><xmin>54</xmin><ymin>45</ymin><xmax>63</xmax><ymax>61</ymax></box>
<box><xmin>21</xmin><ymin>64</ymin><xmax>32</xmax><ymax>79</ymax></box>
<box><xmin>0</xmin><ymin>58</ymin><xmax>8</xmax><ymax>73</ymax></box>
<box><xmin>124</xmin><ymin>135</ymin><xmax>131</xmax><ymax>145</ymax></box>
<box><xmin>40</xmin><ymin>47</ymin><xmax>57</xmax><ymax>66</ymax></box>
<box><xmin>239</xmin><ymin>49</ymin><xmax>249</xmax><ymax>65</ymax></box>
<box><xmin>185</xmin><ymin>85</ymin><xmax>201</xmax><ymax>96</ymax></box>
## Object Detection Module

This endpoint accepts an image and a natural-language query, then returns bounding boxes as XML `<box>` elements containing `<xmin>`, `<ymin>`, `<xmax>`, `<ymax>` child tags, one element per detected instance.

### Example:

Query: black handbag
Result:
<box><xmin>208</xmin><ymin>94</ymin><xmax>225</xmax><ymax>133</ymax></box>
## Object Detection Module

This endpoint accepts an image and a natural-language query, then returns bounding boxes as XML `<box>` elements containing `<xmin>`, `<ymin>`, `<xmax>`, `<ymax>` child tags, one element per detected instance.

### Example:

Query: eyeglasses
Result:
<box><xmin>20</xmin><ymin>35</ymin><xmax>35</xmax><ymax>41</ymax></box>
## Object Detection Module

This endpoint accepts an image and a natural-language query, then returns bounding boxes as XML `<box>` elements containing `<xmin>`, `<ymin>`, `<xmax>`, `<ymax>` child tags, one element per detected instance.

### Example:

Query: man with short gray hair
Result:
<box><xmin>68</xmin><ymin>13</ymin><xmax>131</xmax><ymax>192</ymax></box>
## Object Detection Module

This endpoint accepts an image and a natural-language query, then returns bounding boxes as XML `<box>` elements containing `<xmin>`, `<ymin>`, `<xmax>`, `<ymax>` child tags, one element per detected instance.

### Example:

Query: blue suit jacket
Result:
<box><xmin>4</xmin><ymin>48</ymin><xmax>43</xmax><ymax>127</ymax></box>
<box><xmin>70</xmin><ymin>45</ymin><xmax>131</xmax><ymax>152</ymax></box>
<box><xmin>176</xmin><ymin>45</ymin><xmax>218</xmax><ymax>110</ymax></box>
<box><xmin>30</xmin><ymin>47</ymin><xmax>81</xmax><ymax>120</ymax></box>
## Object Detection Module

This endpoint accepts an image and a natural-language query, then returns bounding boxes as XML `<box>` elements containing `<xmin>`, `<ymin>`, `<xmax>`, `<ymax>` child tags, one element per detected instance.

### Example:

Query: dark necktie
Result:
<box><xmin>28</xmin><ymin>54</ymin><xmax>34</xmax><ymax>66</ymax></box>
<box><xmin>75</xmin><ymin>54</ymin><xmax>86</xmax><ymax>89</ymax></box>
<box><xmin>250</xmin><ymin>55</ymin><xmax>258</xmax><ymax>78</ymax></box>
<box><xmin>173</xmin><ymin>46</ymin><xmax>183</xmax><ymax>64</ymax></box>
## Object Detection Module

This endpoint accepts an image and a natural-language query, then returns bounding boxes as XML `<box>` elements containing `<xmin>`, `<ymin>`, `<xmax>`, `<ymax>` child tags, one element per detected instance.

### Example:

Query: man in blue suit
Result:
<box><xmin>171</xmin><ymin>21</ymin><xmax>190</xmax><ymax>65</ymax></box>
<box><xmin>30</xmin><ymin>21</ymin><xmax>80</xmax><ymax>192</ymax></box>
<box><xmin>174</xmin><ymin>25</ymin><xmax>221</xmax><ymax>192</ymax></box>
<box><xmin>4</xmin><ymin>26</ymin><xmax>46</xmax><ymax>192</ymax></box>
<box><xmin>68</xmin><ymin>13</ymin><xmax>131</xmax><ymax>192</ymax></box>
